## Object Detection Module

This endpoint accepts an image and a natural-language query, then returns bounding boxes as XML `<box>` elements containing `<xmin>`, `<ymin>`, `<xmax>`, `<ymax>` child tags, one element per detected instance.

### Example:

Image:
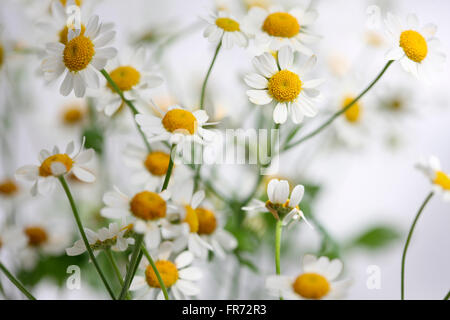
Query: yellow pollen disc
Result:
<box><xmin>129</xmin><ymin>191</ymin><xmax>166</xmax><ymax>221</ymax></box>
<box><xmin>262</xmin><ymin>12</ymin><xmax>300</xmax><ymax>38</ymax></box>
<box><xmin>196</xmin><ymin>208</ymin><xmax>217</xmax><ymax>235</ymax></box>
<box><xmin>433</xmin><ymin>171</ymin><xmax>450</xmax><ymax>190</ymax></box>
<box><xmin>24</xmin><ymin>226</ymin><xmax>48</xmax><ymax>247</ymax></box>
<box><xmin>292</xmin><ymin>272</ymin><xmax>330</xmax><ymax>299</ymax></box>
<box><xmin>107</xmin><ymin>66</ymin><xmax>141</xmax><ymax>92</ymax></box>
<box><xmin>268</xmin><ymin>70</ymin><xmax>302</xmax><ymax>102</ymax></box>
<box><xmin>399</xmin><ymin>30</ymin><xmax>428</xmax><ymax>63</ymax></box>
<box><xmin>145</xmin><ymin>260</ymin><xmax>178</xmax><ymax>288</ymax></box>
<box><xmin>39</xmin><ymin>154</ymin><xmax>73</xmax><ymax>177</ymax></box>
<box><xmin>63</xmin><ymin>35</ymin><xmax>95</xmax><ymax>72</ymax></box>
<box><xmin>184</xmin><ymin>205</ymin><xmax>199</xmax><ymax>233</ymax></box>
<box><xmin>59</xmin><ymin>24</ymin><xmax>86</xmax><ymax>45</ymax></box>
<box><xmin>144</xmin><ymin>151</ymin><xmax>171</xmax><ymax>176</ymax></box>
<box><xmin>0</xmin><ymin>45</ymin><xmax>4</xmax><ymax>68</ymax></box>
<box><xmin>342</xmin><ymin>96</ymin><xmax>361</xmax><ymax>123</ymax></box>
<box><xmin>162</xmin><ymin>109</ymin><xmax>197</xmax><ymax>135</ymax></box>
<box><xmin>62</xmin><ymin>106</ymin><xmax>84</xmax><ymax>124</ymax></box>
<box><xmin>215</xmin><ymin>17</ymin><xmax>240</xmax><ymax>32</ymax></box>
<box><xmin>0</xmin><ymin>179</ymin><xmax>19</xmax><ymax>196</ymax></box>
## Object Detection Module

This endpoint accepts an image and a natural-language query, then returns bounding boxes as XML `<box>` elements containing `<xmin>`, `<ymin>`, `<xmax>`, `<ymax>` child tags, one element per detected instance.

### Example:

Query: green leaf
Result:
<box><xmin>350</xmin><ymin>225</ymin><xmax>400</xmax><ymax>250</ymax></box>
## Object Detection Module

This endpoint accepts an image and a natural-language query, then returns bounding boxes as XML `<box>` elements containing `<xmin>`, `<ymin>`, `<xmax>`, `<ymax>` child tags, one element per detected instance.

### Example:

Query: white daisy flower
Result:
<box><xmin>384</xmin><ymin>12</ymin><xmax>445</xmax><ymax>80</ymax></box>
<box><xmin>97</xmin><ymin>48</ymin><xmax>163</xmax><ymax>116</ymax></box>
<box><xmin>415</xmin><ymin>156</ymin><xmax>450</xmax><ymax>201</ymax></box>
<box><xmin>203</xmin><ymin>11</ymin><xmax>248</xmax><ymax>49</ymax></box>
<box><xmin>242</xmin><ymin>5</ymin><xmax>319</xmax><ymax>54</ymax></box>
<box><xmin>242</xmin><ymin>178</ymin><xmax>311</xmax><ymax>227</ymax></box>
<box><xmin>15</xmin><ymin>138</ymin><xmax>96</xmax><ymax>196</ymax></box>
<box><xmin>41</xmin><ymin>15</ymin><xmax>117</xmax><ymax>97</ymax></box>
<box><xmin>245</xmin><ymin>46</ymin><xmax>323</xmax><ymax>124</ymax></box>
<box><xmin>130</xmin><ymin>241</ymin><xmax>202</xmax><ymax>300</ymax></box>
<box><xmin>100</xmin><ymin>186</ymin><xmax>170</xmax><ymax>249</ymax></box>
<box><xmin>266</xmin><ymin>254</ymin><xmax>351</xmax><ymax>300</ymax></box>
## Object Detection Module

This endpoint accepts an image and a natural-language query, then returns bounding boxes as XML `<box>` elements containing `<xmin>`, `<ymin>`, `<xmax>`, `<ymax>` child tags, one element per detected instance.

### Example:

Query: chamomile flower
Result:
<box><xmin>130</xmin><ymin>241</ymin><xmax>202</xmax><ymax>300</ymax></box>
<box><xmin>415</xmin><ymin>156</ymin><xmax>450</xmax><ymax>201</ymax></box>
<box><xmin>384</xmin><ymin>12</ymin><xmax>445</xmax><ymax>79</ymax></box>
<box><xmin>245</xmin><ymin>46</ymin><xmax>323</xmax><ymax>124</ymax></box>
<box><xmin>41</xmin><ymin>15</ymin><xmax>117</xmax><ymax>97</ymax></box>
<box><xmin>100</xmin><ymin>186</ymin><xmax>170</xmax><ymax>249</ymax></box>
<box><xmin>242</xmin><ymin>178</ymin><xmax>311</xmax><ymax>227</ymax></box>
<box><xmin>15</xmin><ymin>138</ymin><xmax>95</xmax><ymax>196</ymax></box>
<box><xmin>243</xmin><ymin>5</ymin><xmax>319</xmax><ymax>54</ymax></box>
<box><xmin>97</xmin><ymin>48</ymin><xmax>163</xmax><ymax>116</ymax></box>
<box><xmin>266</xmin><ymin>254</ymin><xmax>351</xmax><ymax>300</ymax></box>
<box><xmin>203</xmin><ymin>11</ymin><xmax>248</xmax><ymax>49</ymax></box>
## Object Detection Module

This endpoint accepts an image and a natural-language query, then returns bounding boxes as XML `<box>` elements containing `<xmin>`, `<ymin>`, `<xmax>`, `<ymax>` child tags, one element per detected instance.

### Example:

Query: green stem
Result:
<box><xmin>105</xmin><ymin>249</ymin><xmax>131</xmax><ymax>300</ymax></box>
<box><xmin>119</xmin><ymin>234</ymin><xmax>144</xmax><ymax>300</ymax></box>
<box><xmin>444</xmin><ymin>290</ymin><xmax>450</xmax><ymax>300</ymax></box>
<box><xmin>401</xmin><ymin>191</ymin><xmax>434</xmax><ymax>300</ymax></box>
<box><xmin>275</xmin><ymin>220</ymin><xmax>283</xmax><ymax>300</ymax></box>
<box><xmin>58</xmin><ymin>176</ymin><xmax>115</xmax><ymax>300</ymax></box>
<box><xmin>100</xmin><ymin>69</ymin><xmax>151</xmax><ymax>152</ymax></box>
<box><xmin>141</xmin><ymin>245</ymin><xmax>170</xmax><ymax>300</ymax></box>
<box><xmin>199</xmin><ymin>40</ymin><xmax>222</xmax><ymax>110</ymax></box>
<box><xmin>0</xmin><ymin>261</ymin><xmax>36</xmax><ymax>300</ymax></box>
<box><xmin>285</xmin><ymin>60</ymin><xmax>393</xmax><ymax>151</ymax></box>
<box><xmin>161</xmin><ymin>144</ymin><xmax>175</xmax><ymax>191</ymax></box>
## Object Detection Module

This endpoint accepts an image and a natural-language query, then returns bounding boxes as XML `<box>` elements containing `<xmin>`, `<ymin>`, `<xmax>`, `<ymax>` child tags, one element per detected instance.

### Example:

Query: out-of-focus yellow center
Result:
<box><xmin>162</xmin><ymin>109</ymin><xmax>197</xmax><ymax>135</ymax></box>
<box><xmin>145</xmin><ymin>260</ymin><xmax>178</xmax><ymax>288</ymax></box>
<box><xmin>268</xmin><ymin>70</ymin><xmax>302</xmax><ymax>102</ymax></box>
<box><xmin>63</xmin><ymin>35</ymin><xmax>95</xmax><ymax>72</ymax></box>
<box><xmin>129</xmin><ymin>191</ymin><xmax>166</xmax><ymax>220</ymax></box>
<box><xmin>433</xmin><ymin>171</ymin><xmax>450</xmax><ymax>190</ymax></box>
<box><xmin>196</xmin><ymin>208</ymin><xmax>217</xmax><ymax>235</ymax></box>
<box><xmin>59</xmin><ymin>24</ymin><xmax>86</xmax><ymax>45</ymax></box>
<box><xmin>107</xmin><ymin>66</ymin><xmax>141</xmax><ymax>92</ymax></box>
<box><xmin>215</xmin><ymin>17</ymin><xmax>240</xmax><ymax>32</ymax></box>
<box><xmin>63</xmin><ymin>106</ymin><xmax>84</xmax><ymax>124</ymax></box>
<box><xmin>292</xmin><ymin>272</ymin><xmax>330</xmax><ymax>299</ymax></box>
<box><xmin>262</xmin><ymin>12</ymin><xmax>300</xmax><ymax>38</ymax></box>
<box><xmin>399</xmin><ymin>30</ymin><xmax>428</xmax><ymax>63</ymax></box>
<box><xmin>184</xmin><ymin>205</ymin><xmax>199</xmax><ymax>233</ymax></box>
<box><xmin>60</xmin><ymin>0</ymin><xmax>82</xmax><ymax>6</ymax></box>
<box><xmin>342</xmin><ymin>96</ymin><xmax>361</xmax><ymax>123</ymax></box>
<box><xmin>24</xmin><ymin>226</ymin><xmax>48</xmax><ymax>247</ymax></box>
<box><xmin>0</xmin><ymin>179</ymin><xmax>19</xmax><ymax>196</ymax></box>
<box><xmin>144</xmin><ymin>151</ymin><xmax>171</xmax><ymax>176</ymax></box>
<box><xmin>0</xmin><ymin>45</ymin><xmax>4</xmax><ymax>68</ymax></box>
<box><xmin>39</xmin><ymin>154</ymin><xmax>73</xmax><ymax>177</ymax></box>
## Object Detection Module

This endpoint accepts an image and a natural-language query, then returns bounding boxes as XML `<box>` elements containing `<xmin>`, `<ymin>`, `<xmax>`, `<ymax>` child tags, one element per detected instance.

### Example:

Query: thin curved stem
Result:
<box><xmin>401</xmin><ymin>191</ymin><xmax>434</xmax><ymax>300</ymax></box>
<box><xmin>285</xmin><ymin>60</ymin><xmax>393</xmax><ymax>151</ymax></box>
<box><xmin>141</xmin><ymin>245</ymin><xmax>169</xmax><ymax>300</ymax></box>
<box><xmin>58</xmin><ymin>176</ymin><xmax>115</xmax><ymax>300</ymax></box>
<box><xmin>161</xmin><ymin>144</ymin><xmax>175</xmax><ymax>191</ymax></box>
<box><xmin>200</xmin><ymin>40</ymin><xmax>222</xmax><ymax>110</ymax></box>
<box><xmin>0</xmin><ymin>261</ymin><xmax>36</xmax><ymax>300</ymax></box>
<box><xmin>105</xmin><ymin>249</ymin><xmax>131</xmax><ymax>300</ymax></box>
<box><xmin>100</xmin><ymin>69</ymin><xmax>151</xmax><ymax>152</ymax></box>
<box><xmin>119</xmin><ymin>234</ymin><xmax>143</xmax><ymax>300</ymax></box>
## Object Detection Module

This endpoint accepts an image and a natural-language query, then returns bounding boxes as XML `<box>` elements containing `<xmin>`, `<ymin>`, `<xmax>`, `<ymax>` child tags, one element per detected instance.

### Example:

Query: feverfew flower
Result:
<box><xmin>203</xmin><ymin>11</ymin><xmax>248</xmax><ymax>49</ymax></box>
<box><xmin>416</xmin><ymin>156</ymin><xmax>450</xmax><ymax>201</ymax></box>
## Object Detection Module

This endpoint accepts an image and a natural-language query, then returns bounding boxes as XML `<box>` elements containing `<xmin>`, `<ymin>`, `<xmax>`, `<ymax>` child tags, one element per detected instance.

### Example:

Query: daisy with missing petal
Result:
<box><xmin>416</xmin><ymin>156</ymin><xmax>450</xmax><ymax>201</ymax></box>
<box><xmin>97</xmin><ymin>48</ymin><xmax>163</xmax><ymax>116</ymax></box>
<box><xmin>384</xmin><ymin>12</ymin><xmax>445</xmax><ymax>79</ymax></box>
<box><xmin>245</xmin><ymin>46</ymin><xmax>323</xmax><ymax>124</ymax></box>
<box><xmin>203</xmin><ymin>11</ymin><xmax>248</xmax><ymax>49</ymax></box>
<box><xmin>266</xmin><ymin>254</ymin><xmax>351</xmax><ymax>300</ymax></box>
<box><xmin>242</xmin><ymin>178</ymin><xmax>311</xmax><ymax>227</ymax></box>
<box><xmin>130</xmin><ymin>241</ymin><xmax>202</xmax><ymax>300</ymax></box>
<box><xmin>100</xmin><ymin>186</ymin><xmax>170</xmax><ymax>249</ymax></box>
<box><xmin>41</xmin><ymin>15</ymin><xmax>117</xmax><ymax>97</ymax></box>
<box><xmin>243</xmin><ymin>5</ymin><xmax>319</xmax><ymax>54</ymax></box>
<box><xmin>15</xmin><ymin>138</ymin><xmax>95</xmax><ymax>196</ymax></box>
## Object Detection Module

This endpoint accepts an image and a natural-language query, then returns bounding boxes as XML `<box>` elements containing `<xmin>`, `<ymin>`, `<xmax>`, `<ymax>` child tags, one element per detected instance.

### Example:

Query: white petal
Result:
<box><xmin>175</xmin><ymin>251</ymin><xmax>193</xmax><ymax>269</ymax></box>
<box><xmin>244</xmin><ymin>73</ymin><xmax>268</xmax><ymax>89</ymax></box>
<box><xmin>273</xmin><ymin>180</ymin><xmax>289</xmax><ymax>204</ymax></box>
<box><xmin>72</xmin><ymin>166</ymin><xmax>96</xmax><ymax>182</ymax></box>
<box><xmin>176</xmin><ymin>280</ymin><xmax>200</xmax><ymax>296</ymax></box>
<box><xmin>273</xmin><ymin>102</ymin><xmax>287</xmax><ymax>124</ymax></box>
<box><xmin>247</xmin><ymin>90</ymin><xmax>273</xmax><ymax>105</ymax></box>
<box><xmin>289</xmin><ymin>185</ymin><xmax>304</xmax><ymax>207</ymax></box>
<box><xmin>178</xmin><ymin>267</ymin><xmax>202</xmax><ymax>281</ymax></box>
<box><xmin>60</xmin><ymin>72</ymin><xmax>74</xmax><ymax>96</ymax></box>
<box><xmin>278</xmin><ymin>46</ymin><xmax>294</xmax><ymax>70</ymax></box>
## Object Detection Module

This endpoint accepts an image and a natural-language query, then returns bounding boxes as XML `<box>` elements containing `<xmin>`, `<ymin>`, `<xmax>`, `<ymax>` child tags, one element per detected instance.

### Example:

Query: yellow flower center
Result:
<box><xmin>144</xmin><ymin>151</ymin><xmax>171</xmax><ymax>176</ymax></box>
<box><xmin>145</xmin><ymin>260</ymin><xmax>178</xmax><ymax>288</ymax></box>
<box><xmin>63</xmin><ymin>35</ymin><xmax>95</xmax><ymax>72</ymax></box>
<box><xmin>59</xmin><ymin>24</ymin><xmax>86</xmax><ymax>45</ymax></box>
<box><xmin>129</xmin><ymin>191</ymin><xmax>167</xmax><ymax>221</ymax></box>
<box><xmin>60</xmin><ymin>0</ymin><xmax>82</xmax><ymax>6</ymax></box>
<box><xmin>262</xmin><ymin>12</ymin><xmax>300</xmax><ymax>38</ymax></box>
<box><xmin>433</xmin><ymin>171</ymin><xmax>450</xmax><ymax>190</ymax></box>
<box><xmin>399</xmin><ymin>30</ymin><xmax>428</xmax><ymax>63</ymax></box>
<box><xmin>107</xmin><ymin>66</ymin><xmax>141</xmax><ymax>92</ymax></box>
<box><xmin>268</xmin><ymin>70</ymin><xmax>302</xmax><ymax>102</ymax></box>
<box><xmin>184</xmin><ymin>205</ymin><xmax>199</xmax><ymax>233</ymax></box>
<box><xmin>0</xmin><ymin>179</ymin><xmax>19</xmax><ymax>196</ymax></box>
<box><xmin>292</xmin><ymin>272</ymin><xmax>330</xmax><ymax>299</ymax></box>
<box><xmin>389</xmin><ymin>98</ymin><xmax>403</xmax><ymax>111</ymax></box>
<box><xmin>215</xmin><ymin>17</ymin><xmax>240</xmax><ymax>32</ymax></box>
<box><xmin>196</xmin><ymin>208</ymin><xmax>217</xmax><ymax>235</ymax></box>
<box><xmin>62</xmin><ymin>106</ymin><xmax>84</xmax><ymax>125</ymax></box>
<box><xmin>39</xmin><ymin>154</ymin><xmax>74</xmax><ymax>177</ymax></box>
<box><xmin>162</xmin><ymin>109</ymin><xmax>197</xmax><ymax>135</ymax></box>
<box><xmin>342</xmin><ymin>96</ymin><xmax>361</xmax><ymax>123</ymax></box>
<box><xmin>0</xmin><ymin>45</ymin><xmax>4</xmax><ymax>68</ymax></box>
<box><xmin>24</xmin><ymin>226</ymin><xmax>48</xmax><ymax>247</ymax></box>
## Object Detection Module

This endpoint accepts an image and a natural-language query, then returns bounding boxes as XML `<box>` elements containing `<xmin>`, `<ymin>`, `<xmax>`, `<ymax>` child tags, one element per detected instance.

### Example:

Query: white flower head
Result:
<box><xmin>415</xmin><ymin>156</ymin><xmax>450</xmax><ymax>201</ymax></box>
<box><xmin>203</xmin><ymin>11</ymin><xmax>248</xmax><ymax>49</ymax></box>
